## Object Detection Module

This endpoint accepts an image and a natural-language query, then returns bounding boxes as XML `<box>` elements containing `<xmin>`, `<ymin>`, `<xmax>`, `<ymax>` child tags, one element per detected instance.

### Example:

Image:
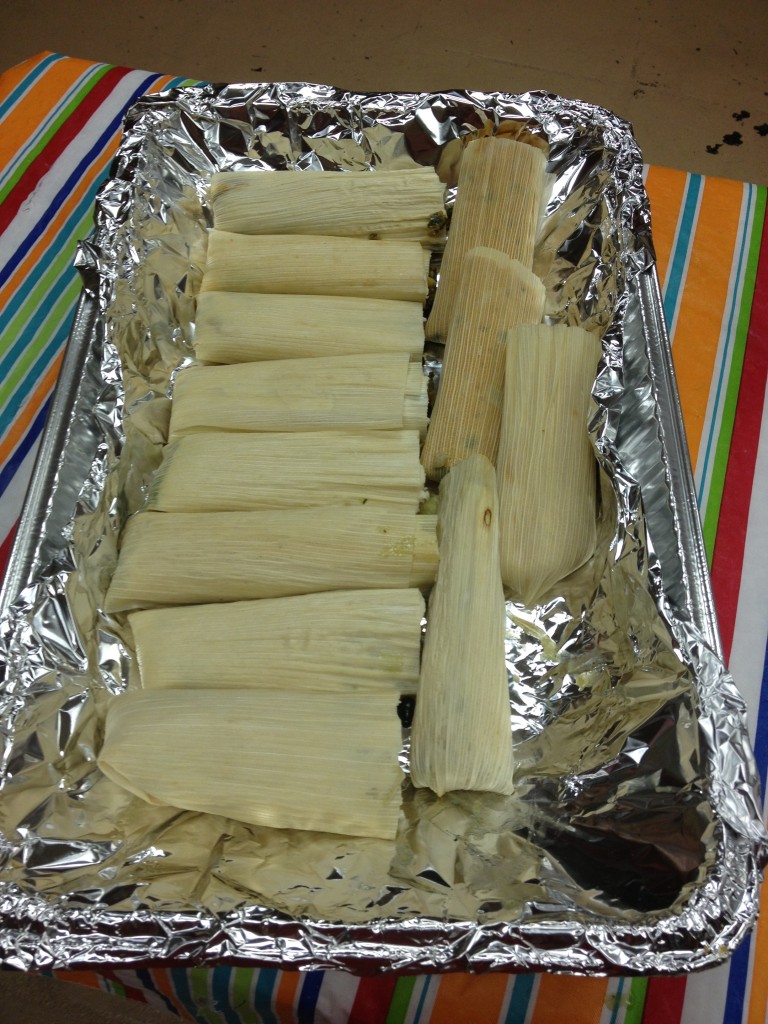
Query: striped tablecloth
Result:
<box><xmin>0</xmin><ymin>52</ymin><xmax>766</xmax><ymax>1024</ymax></box>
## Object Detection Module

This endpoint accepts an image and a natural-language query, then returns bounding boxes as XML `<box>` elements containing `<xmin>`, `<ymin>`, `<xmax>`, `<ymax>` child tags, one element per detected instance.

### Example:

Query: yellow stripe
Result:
<box><xmin>746</xmin><ymin>876</ymin><xmax>768</xmax><ymax>1023</ymax></box>
<box><xmin>644</xmin><ymin>165</ymin><xmax>688</xmax><ymax>289</ymax></box>
<box><xmin>529</xmin><ymin>975</ymin><xmax>610</xmax><ymax>1024</ymax></box>
<box><xmin>427</xmin><ymin>973</ymin><xmax>511</xmax><ymax>1023</ymax></box>
<box><xmin>660</xmin><ymin>176</ymin><xmax>744</xmax><ymax>461</ymax></box>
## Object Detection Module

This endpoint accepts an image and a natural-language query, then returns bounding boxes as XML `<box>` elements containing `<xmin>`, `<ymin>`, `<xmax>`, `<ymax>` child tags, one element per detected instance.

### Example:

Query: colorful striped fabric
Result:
<box><xmin>2</xmin><ymin>52</ymin><xmax>767</xmax><ymax>1024</ymax></box>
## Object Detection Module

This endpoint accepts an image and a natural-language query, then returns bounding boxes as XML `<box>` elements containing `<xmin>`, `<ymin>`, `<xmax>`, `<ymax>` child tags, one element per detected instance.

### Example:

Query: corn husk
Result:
<box><xmin>148</xmin><ymin>430</ymin><xmax>426</xmax><ymax>513</ymax></box>
<box><xmin>497</xmin><ymin>323</ymin><xmax>601</xmax><ymax>605</ymax></box>
<box><xmin>410</xmin><ymin>454</ymin><xmax>514</xmax><ymax>797</ymax></box>
<box><xmin>128</xmin><ymin>588</ymin><xmax>425</xmax><ymax>693</ymax></box>
<box><xmin>421</xmin><ymin>248</ymin><xmax>545</xmax><ymax>480</ymax></box>
<box><xmin>98</xmin><ymin>689</ymin><xmax>404</xmax><ymax>839</ymax></box>
<box><xmin>104</xmin><ymin>508</ymin><xmax>439</xmax><ymax>612</ymax></box>
<box><xmin>194</xmin><ymin>291</ymin><xmax>425</xmax><ymax>364</ymax></box>
<box><xmin>208</xmin><ymin>166</ymin><xmax>446</xmax><ymax>244</ymax></box>
<box><xmin>201</xmin><ymin>231</ymin><xmax>430</xmax><ymax>301</ymax></box>
<box><xmin>167</xmin><ymin>353</ymin><xmax>428</xmax><ymax>440</ymax></box>
<box><xmin>426</xmin><ymin>136</ymin><xmax>547</xmax><ymax>340</ymax></box>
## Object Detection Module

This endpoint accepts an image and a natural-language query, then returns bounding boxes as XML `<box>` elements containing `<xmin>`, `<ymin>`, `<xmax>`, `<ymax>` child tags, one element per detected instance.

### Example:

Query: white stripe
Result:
<box><xmin>664</xmin><ymin>180</ymin><xmax>703</xmax><ymax>344</ymax></box>
<box><xmin>679</xmin><ymin>961</ymin><xmax>731</xmax><ymax>1024</ymax></box>
<box><xmin>314</xmin><ymin>972</ymin><xmax>359</xmax><ymax>1023</ymax></box>
<box><xmin>598</xmin><ymin>977</ymin><xmax>624</xmax><ymax>1024</ymax></box>
<box><xmin>728</xmin><ymin>374</ymin><xmax>768</xmax><ymax>742</ymax></box>
<box><xmin>0</xmin><ymin>64</ymin><xmax>100</xmax><ymax>192</ymax></box>
<box><xmin>0</xmin><ymin>436</ymin><xmax>40</xmax><ymax>542</ymax></box>
<box><xmin>694</xmin><ymin>183</ymin><xmax>753</xmax><ymax>508</ymax></box>
<box><xmin>0</xmin><ymin>68</ymin><xmax>151</xmax><ymax>273</ymax></box>
<box><xmin>496</xmin><ymin>978</ymin><xmax>514</xmax><ymax>1023</ymax></box>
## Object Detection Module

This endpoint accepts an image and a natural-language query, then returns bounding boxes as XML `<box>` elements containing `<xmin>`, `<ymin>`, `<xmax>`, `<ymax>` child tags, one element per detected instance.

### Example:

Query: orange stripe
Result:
<box><xmin>746</xmin><ymin>876</ymin><xmax>768</xmax><ymax>1024</ymax></box>
<box><xmin>274</xmin><ymin>970</ymin><xmax>301</xmax><ymax>1023</ymax></box>
<box><xmin>53</xmin><ymin>969</ymin><xmax>103</xmax><ymax>990</ymax></box>
<box><xmin>0</xmin><ymin>352</ymin><xmax>63</xmax><ymax>463</ymax></box>
<box><xmin>644</xmin><ymin>166</ymin><xmax>688</xmax><ymax>289</ymax></box>
<box><xmin>427</xmin><ymin>973</ymin><xmax>511</xmax><ymax>1023</ymax></box>
<box><xmin>663</xmin><ymin>176</ymin><xmax>744</xmax><ymax>462</ymax></box>
<box><xmin>529</xmin><ymin>975</ymin><xmax>610</xmax><ymax>1024</ymax></box>
<box><xmin>0</xmin><ymin>51</ymin><xmax>52</xmax><ymax>103</ymax></box>
<box><xmin>0</xmin><ymin>55</ymin><xmax>102</xmax><ymax>168</ymax></box>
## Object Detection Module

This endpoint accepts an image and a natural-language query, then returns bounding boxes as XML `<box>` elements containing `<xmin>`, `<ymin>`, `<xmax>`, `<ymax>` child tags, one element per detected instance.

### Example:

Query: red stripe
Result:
<box><xmin>0</xmin><ymin>64</ymin><xmax>127</xmax><ymax>235</ymax></box>
<box><xmin>348</xmin><ymin>975</ymin><xmax>399</xmax><ymax>1024</ymax></box>
<box><xmin>710</xmin><ymin>217</ymin><xmax>768</xmax><ymax>660</ymax></box>
<box><xmin>641</xmin><ymin>976</ymin><xmax>687</xmax><ymax>1024</ymax></box>
<box><xmin>0</xmin><ymin>520</ymin><xmax>18</xmax><ymax>584</ymax></box>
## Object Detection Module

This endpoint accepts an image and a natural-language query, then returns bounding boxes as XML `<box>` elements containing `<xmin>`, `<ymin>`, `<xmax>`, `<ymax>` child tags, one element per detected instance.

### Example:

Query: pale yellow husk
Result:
<box><xmin>208</xmin><ymin>166</ymin><xmax>446</xmax><ymax>244</ymax></box>
<box><xmin>420</xmin><ymin>248</ymin><xmax>545</xmax><ymax>480</ymax></box>
<box><xmin>105</xmin><ymin>508</ymin><xmax>438</xmax><ymax>612</ymax></box>
<box><xmin>201</xmin><ymin>231</ymin><xmax>430</xmax><ymax>301</ymax></box>
<box><xmin>129</xmin><ymin>588</ymin><xmax>424</xmax><ymax>693</ymax></box>
<box><xmin>167</xmin><ymin>353</ymin><xmax>428</xmax><ymax>439</ymax></box>
<box><xmin>99</xmin><ymin>689</ymin><xmax>404</xmax><ymax>839</ymax></box>
<box><xmin>497</xmin><ymin>323</ymin><xmax>602</xmax><ymax>606</ymax></box>
<box><xmin>148</xmin><ymin>430</ymin><xmax>426</xmax><ymax>513</ymax></box>
<box><xmin>194</xmin><ymin>291</ymin><xmax>425</xmax><ymax>364</ymax></box>
<box><xmin>426</xmin><ymin>136</ymin><xmax>547</xmax><ymax>340</ymax></box>
<box><xmin>410</xmin><ymin>454</ymin><xmax>514</xmax><ymax>797</ymax></box>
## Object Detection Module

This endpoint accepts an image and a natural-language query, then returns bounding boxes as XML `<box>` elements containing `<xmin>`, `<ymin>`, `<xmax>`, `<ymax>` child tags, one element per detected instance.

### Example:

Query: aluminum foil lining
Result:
<box><xmin>1</xmin><ymin>85</ymin><xmax>766</xmax><ymax>974</ymax></box>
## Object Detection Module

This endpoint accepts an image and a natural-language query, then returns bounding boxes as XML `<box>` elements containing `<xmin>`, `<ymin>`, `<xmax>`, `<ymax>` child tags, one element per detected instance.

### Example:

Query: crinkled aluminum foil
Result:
<box><xmin>0</xmin><ymin>85</ymin><xmax>766</xmax><ymax>974</ymax></box>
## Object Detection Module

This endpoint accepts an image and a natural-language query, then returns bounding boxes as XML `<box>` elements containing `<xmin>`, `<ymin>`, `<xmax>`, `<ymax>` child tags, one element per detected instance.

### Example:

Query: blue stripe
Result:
<box><xmin>0</xmin><ymin>53</ymin><xmax>63</xmax><ymax>122</ymax></box>
<box><xmin>134</xmin><ymin>968</ymin><xmax>182</xmax><ymax>1018</ymax></box>
<box><xmin>0</xmin><ymin>70</ymin><xmax>161</xmax><ymax>291</ymax></box>
<box><xmin>211</xmin><ymin>968</ymin><xmax>244</xmax><ymax>1024</ymax></box>
<box><xmin>662</xmin><ymin>173</ymin><xmax>702</xmax><ymax>329</ymax></box>
<box><xmin>753</xmin><ymin>633</ymin><xmax>768</xmax><ymax>802</ymax></box>
<box><xmin>0</xmin><ymin>297</ymin><xmax>75</xmax><ymax>438</ymax></box>
<box><xmin>696</xmin><ymin>183</ymin><xmax>754</xmax><ymax>506</ymax></box>
<box><xmin>296</xmin><ymin>971</ymin><xmax>324</xmax><ymax>1024</ymax></box>
<box><xmin>0</xmin><ymin>395</ymin><xmax>49</xmax><ymax>502</ymax></box>
<box><xmin>253</xmin><ymin>969</ymin><xmax>280</xmax><ymax>1024</ymax></box>
<box><xmin>504</xmin><ymin>974</ymin><xmax>535</xmax><ymax>1024</ymax></box>
<box><xmin>411</xmin><ymin>977</ymin><xmax>432</xmax><ymax>1024</ymax></box>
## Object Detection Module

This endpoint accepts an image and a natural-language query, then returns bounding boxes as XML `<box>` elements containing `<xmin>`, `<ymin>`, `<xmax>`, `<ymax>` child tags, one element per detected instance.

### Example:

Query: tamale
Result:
<box><xmin>208</xmin><ymin>166</ymin><xmax>446</xmax><ymax>244</ymax></box>
<box><xmin>104</xmin><ymin>507</ymin><xmax>438</xmax><ymax>612</ymax></box>
<box><xmin>129</xmin><ymin>588</ymin><xmax>425</xmax><ymax>693</ymax></box>
<box><xmin>99</xmin><ymin>689</ymin><xmax>404</xmax><ymax>839</ymax></box>
<box><xmin>420</xmin><ymin>248</ymin><xmax>545</xmax><ymax>480</ymax></box>
<box><xmin>201</xmin><ymin>231</ymin><xmax>430</xmax><ymax>301</ymax></box>
<box><xmin>410</xmin><ymin>454</ymin><xmax>514</xmax><ymax>797</ymax></box>
<box><xmin>497</xmin><ymin>323</ymin><xmax>602</xmax><ymax>606</ymax></box>
<box><xmin>194</xmin><ymin>291</ymin><xmax>425</xmax><ymax>364</ymax></box>
<box><xmin>167</xmin><ymin>353</ymin><xmax>428</xmax><ymax>439</ymax></box>
<box><xmin>148</xmin><ymin>430</ymin><xmax>425</xmax><ymax>513</ymax></box>
<box><xmin>426</xmin><ymin>136</ymin><xmax>547</xmax><ymax>340</ymax></box>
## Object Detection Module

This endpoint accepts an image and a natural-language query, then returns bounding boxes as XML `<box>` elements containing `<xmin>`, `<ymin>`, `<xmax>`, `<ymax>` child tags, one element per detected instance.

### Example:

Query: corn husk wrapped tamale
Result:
<box><xmin>99</xmin><ymin>689</ymin><xmax>404</xmax><ymax>839</ymax></box>
<box><xmin>420</xmin><ymin>248</ymin><xmax>545</xmax><ymax>480</ymax></box>
<box><xmin>497</xmin><ymin>323</ymin><xmax>602</xmax><ymax>605</ymax></box>
<box><xmin>201</xmin><ymin>231</ymin><xmax>430</xmax><ymax>301</ymax></box>
<box><xmin>410</xmin><ymin>454</ymin><xmax>514</xmax><ymax>797</ymax></box>
<box><xmin>208</xmin><ymin>166</ymin><xmax>446</xmax><ymax>244</ymax></box>
<box><xmin>167</xmin><ymin>354</ymin><xmax>428</xmax><ymax>439</ymax></box>
<box><xmin>426</xmin><ymin>136</ymin><xmax>547</xmax><ymax>341</ymax></box>
<box><xmin>129</xmin><ymin>588</ymin><xmax>425</xmax><ymax>693</ymax></box>
<box><xmin>104</xmin><ymin>508</ymin><xmax>438</xmax><ymax>612</ymax></box>
<box><xmin>148</xmin><ymin>430</ymin><xmax>426</xmax><ymax>513</ymax></box>
<box><xmin>194</xmin><ymin>291</ymin><xmax>425</xmax><ymax>364</ymax></box>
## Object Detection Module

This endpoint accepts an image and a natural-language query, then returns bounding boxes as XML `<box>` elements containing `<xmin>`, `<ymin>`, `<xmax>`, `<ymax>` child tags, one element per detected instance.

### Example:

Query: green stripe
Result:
<box><xmin>385</xmin><ymin>975</ymin><xmax>418</xmax><ymax>1024</ymax></box>
<box><xmin>188</xmin><ymin>967</ymin><xmax>221</xmax><ymax>1024</ymax></box>
<box><xmin>0</xmin><ymin>275</ymin><xmax>80</xmax><ymax>408</ymax></box>
<box><xmin>0</xmin><ymin>63</ymin><xmax>113</xmax><ymax>207</ymax></box>
<box><xmin>622</xmin><ymin>977</ymin><xmax>648</xmax><ymax>1024</ymax></box>
<box><xmin>701</xmin><ymin>185</ymin><xmax>768</xmax><ymax>560</ymax></box>
<box><xmin>230</xmin><ymin>967</ymin><xmax>263</xmax><ymax>1024</ymax></box>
